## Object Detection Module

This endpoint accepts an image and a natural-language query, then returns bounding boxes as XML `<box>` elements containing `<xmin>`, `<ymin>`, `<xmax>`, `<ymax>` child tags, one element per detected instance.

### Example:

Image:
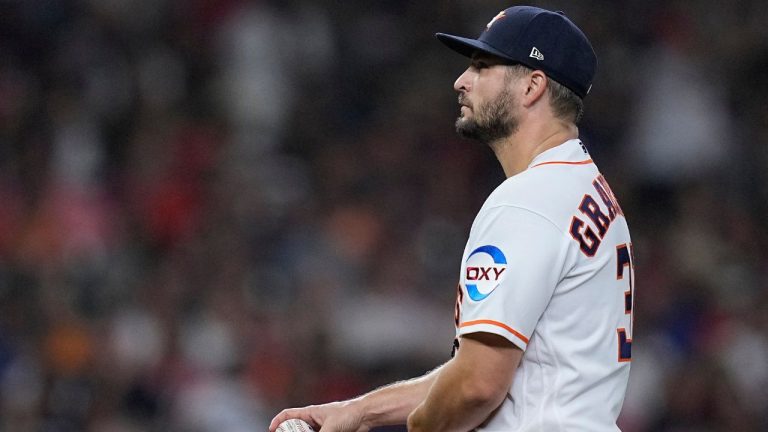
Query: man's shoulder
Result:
<box><xmin>481</xmin><ymin>164</ymin><xmax>599</xmax><ymax>222</ymax></box>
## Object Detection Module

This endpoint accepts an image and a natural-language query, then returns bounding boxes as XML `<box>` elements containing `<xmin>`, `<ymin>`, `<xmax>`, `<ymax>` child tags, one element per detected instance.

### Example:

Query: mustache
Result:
<box><xmin>458</xmin><ymin>94</ymin><xmax>471</xmax><ymax>108</ymax></box>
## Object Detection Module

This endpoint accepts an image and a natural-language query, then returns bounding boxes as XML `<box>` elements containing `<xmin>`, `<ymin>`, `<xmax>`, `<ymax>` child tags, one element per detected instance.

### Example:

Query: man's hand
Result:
<box><xmin>269</xmin><ymin>363</ymin><xmax>443</xmax><ymax>431</ymax></box>
<box><xmin>269</xmin><ymin>400</ymin><xmax>369</xmax><ymax>432</ymax></box>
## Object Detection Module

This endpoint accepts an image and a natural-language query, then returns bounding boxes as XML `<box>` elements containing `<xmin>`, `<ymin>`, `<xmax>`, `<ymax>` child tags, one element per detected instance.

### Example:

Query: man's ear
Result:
<box><xmin>521</xmin><ymin>70</ymin><xmax>548</xmax><ymax>107</ymax></box>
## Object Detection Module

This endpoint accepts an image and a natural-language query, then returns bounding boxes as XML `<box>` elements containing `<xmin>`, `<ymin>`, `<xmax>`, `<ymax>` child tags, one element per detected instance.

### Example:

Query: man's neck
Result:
<box><xmin>490</xmin><ymin>119</ymin><xmax>579</xmax><ymax>178</ymax></box>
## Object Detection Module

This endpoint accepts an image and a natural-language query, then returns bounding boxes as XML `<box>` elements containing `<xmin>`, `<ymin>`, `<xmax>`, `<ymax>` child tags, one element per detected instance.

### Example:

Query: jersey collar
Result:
<box><xmin>527</xmin><ymin>139</ymin><xmax>593</xmax><ymax>170</ymax></box>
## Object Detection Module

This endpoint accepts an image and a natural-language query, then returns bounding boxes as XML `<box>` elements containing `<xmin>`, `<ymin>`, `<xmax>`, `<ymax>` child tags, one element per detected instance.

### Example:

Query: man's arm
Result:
<box><xmin>407</xmin><ymin>332</ymin><xmax>522</xmax><ymax>432</ymax></box>
<box><xmin>268</xmin><ymin>365</ymin><xmax>444</xmax><ymax>432</ymax></box>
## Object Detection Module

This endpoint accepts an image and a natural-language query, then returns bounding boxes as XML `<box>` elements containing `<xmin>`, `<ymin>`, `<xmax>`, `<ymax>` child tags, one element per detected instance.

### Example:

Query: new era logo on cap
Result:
<box><xmin>529</xmin><ymin>47</ymin><xmax>544</xmax><ymax>61</ymax></box>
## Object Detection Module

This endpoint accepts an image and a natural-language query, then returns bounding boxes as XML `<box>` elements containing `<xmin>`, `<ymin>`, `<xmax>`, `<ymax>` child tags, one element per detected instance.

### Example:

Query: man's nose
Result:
<box><xmin>454</xmin><ymin>68</ymin><xmax>473</xmax><ymax>93</ymax></box>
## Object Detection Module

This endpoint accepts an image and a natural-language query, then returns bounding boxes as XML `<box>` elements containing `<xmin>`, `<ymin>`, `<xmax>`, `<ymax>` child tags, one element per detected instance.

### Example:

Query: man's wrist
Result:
<box><xmin>346</xmin><ymin>396</ymin><xmax>374</xmax><ymax>429</ymax></box>
<box><xmin>351</xmin><ymin>391</ymin><xmax>397</xmax><ymax>429</ymax></box>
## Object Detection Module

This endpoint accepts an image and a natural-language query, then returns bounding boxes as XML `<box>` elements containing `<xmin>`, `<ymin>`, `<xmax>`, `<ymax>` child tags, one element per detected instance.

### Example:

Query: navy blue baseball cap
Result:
<box><xmin>436</xmin><ymin>6</ymin><xmax>597</xmax><ymax>98</ymax></box>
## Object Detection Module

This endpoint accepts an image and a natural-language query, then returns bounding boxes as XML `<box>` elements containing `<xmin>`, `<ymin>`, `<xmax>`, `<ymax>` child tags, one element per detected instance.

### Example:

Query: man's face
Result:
<box><xmin>454</xmin><ymin>53</ymin><xmax>520</xmax><ymax>144</ymax></box>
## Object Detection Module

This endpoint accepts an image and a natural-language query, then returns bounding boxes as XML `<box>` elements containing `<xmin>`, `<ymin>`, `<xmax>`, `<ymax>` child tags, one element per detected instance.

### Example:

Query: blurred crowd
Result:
<box><xmin>0</xmin><ymin>0</ymin><xmax>767</xmax><ymax>431</ymax></box>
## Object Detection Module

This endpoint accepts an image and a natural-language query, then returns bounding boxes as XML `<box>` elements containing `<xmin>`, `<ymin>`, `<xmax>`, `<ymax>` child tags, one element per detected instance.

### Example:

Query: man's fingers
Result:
<box><xmin>269</xmin><ymin>408</ymin><xmax>313</xmax><ymax>431</ymax></box>
<box><xmin>268</xmin><ymin>410</ymin><xmax>288</xmax><ymax>431</ymax></box>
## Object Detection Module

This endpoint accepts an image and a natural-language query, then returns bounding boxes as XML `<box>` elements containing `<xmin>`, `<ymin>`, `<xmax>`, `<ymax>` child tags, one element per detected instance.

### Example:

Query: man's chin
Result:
<box><xmin>455</xmin><ymin>118</ymin><xmax>481</xmax><ymax>140</ymax></box>
<box><xmin>455</xmin><ymin>118</ymin><xmax>515</xmax><ymax>145</ymax></box>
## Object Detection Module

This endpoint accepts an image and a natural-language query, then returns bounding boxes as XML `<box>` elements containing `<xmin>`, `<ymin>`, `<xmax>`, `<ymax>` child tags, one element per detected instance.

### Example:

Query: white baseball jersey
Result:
<box><xmin>455</xmin><ymin>139</ymin><xmax>634</xmax><ymax>431</ymax></box>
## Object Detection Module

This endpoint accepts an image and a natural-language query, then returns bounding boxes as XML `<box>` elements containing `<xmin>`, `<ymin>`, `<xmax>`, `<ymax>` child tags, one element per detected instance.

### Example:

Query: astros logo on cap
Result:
<box><xmin>486</xmin><ymin>11</ymin><xmax>506</xmax><ymax>30</ymax></box>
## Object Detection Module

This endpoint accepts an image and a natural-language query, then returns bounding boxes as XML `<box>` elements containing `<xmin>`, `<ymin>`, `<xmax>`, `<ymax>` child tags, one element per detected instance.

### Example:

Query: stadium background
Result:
<box><xmin>0</xmin><ymin>0</ymin><xmax>767</xmax><ymax>431</ymax></box>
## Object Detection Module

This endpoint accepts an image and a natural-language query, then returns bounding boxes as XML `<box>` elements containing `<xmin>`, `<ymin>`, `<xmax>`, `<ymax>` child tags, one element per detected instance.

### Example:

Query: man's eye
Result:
<box><xmin>475</xmin><ymin>61</ymin><xmax>488</xmax><ymax>69</ymax></box>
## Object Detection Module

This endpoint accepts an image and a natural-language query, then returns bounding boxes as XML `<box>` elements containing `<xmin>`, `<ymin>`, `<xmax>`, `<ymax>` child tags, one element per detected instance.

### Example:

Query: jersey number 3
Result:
<box><xmin>616</xmin><ymin>243</ymin><xmax>634</xmax><ymax>362</ymax></box>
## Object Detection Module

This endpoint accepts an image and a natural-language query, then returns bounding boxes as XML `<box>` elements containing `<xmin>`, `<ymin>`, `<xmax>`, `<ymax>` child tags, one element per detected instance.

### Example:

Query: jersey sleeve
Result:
<box><xmin>458</xmin><ymin>205</ymin><xmax>568</xmax><ymax>350</ymax></box>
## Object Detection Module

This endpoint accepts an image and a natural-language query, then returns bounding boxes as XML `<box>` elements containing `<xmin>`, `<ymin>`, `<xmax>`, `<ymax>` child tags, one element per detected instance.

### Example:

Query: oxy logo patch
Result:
<box><xmin>464</xmin><ymin>245</ymin><xmax>507</xmax><ymax>301</ymax></box>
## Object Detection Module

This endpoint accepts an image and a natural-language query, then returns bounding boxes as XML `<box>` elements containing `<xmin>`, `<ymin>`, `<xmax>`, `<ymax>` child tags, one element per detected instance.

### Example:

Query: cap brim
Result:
<box><xmin>435</xmin><ymin>33</ymin><xmax>515</xmax><ymax>62</ymax></box>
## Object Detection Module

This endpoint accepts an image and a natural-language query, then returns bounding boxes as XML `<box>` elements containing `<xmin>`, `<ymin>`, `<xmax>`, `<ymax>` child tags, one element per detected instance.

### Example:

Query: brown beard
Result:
<box><xmin>455</xmin><ymin>87</ymin><xmax>519</xmax><ymax>145</ymax></box>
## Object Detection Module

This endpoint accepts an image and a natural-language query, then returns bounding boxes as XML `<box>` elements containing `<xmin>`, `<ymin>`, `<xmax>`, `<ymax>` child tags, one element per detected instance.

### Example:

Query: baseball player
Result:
<box><xmin>269</xmin><ymin>6</ymin><xmax>634</xmax><ymax>432</ymax></box>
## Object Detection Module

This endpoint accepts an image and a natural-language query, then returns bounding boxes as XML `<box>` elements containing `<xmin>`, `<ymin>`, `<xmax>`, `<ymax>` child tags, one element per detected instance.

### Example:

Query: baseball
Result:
<box><xmin>276</xmin><ymin>419</ymin><xmax>316</xmax><ymax>432</ymax></box>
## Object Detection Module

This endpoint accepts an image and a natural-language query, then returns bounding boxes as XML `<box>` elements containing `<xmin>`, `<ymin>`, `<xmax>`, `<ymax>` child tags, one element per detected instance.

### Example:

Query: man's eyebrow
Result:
<box><xmin>470</xmin><ymin>54</ymin><xmax>504</xmax><ymax>65</ymax></box>
<box><xmin>470</xmin><ymin>52</ymin><xmax>491</xmax><ymax>61</ymax></box>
